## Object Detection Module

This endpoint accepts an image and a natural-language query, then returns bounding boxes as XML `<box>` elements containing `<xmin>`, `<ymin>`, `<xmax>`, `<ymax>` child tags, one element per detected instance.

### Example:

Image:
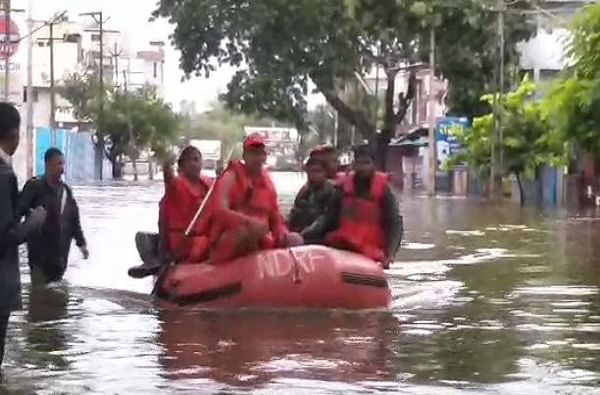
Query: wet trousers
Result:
<box><xmin>168</xmin><ymin>234</ymin><xmax>210</xmax><ymax>263</ymax></box>
<box><xmin>211</xmin><ymin>226</ymin><xmax>275</xmax><ymax>265</ymax></box>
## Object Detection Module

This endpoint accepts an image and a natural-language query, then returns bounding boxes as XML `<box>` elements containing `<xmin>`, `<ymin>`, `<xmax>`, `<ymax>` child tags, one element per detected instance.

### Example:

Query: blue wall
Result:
<box><xmin>469</xmin><ymin>172</ymin><xmax>483</xmax><ymax>198</ymax></box>
<box><xmin>541</xmin><ymin>166</ymin><xmax>558</xmax><ymax>206</ymax></box>
<box><xmin>35</xmin><ymin>127</ymin><xmax>112</xmax><ymax>183</ymax></box>
<box><xmin>35</xmin><ymin>127</ymin><xmax>65</xmax><ymax>176</ymax></box>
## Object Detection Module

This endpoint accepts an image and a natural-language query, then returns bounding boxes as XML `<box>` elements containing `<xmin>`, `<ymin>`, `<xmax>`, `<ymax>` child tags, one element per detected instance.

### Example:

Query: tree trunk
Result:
<box><xmin>376</xmin><ymin>70</ymin><xmax>415</xmax><ymax>171</ymax></box>
<box><xmin>107</xmin><ymin>150</ymin><xmax>123</xmax><ymax>180</ymax></box>
<box><xmin>516</xmin><ymin>172</ymin><xmax>525</xmax><ymax>206</ymax></box>
<box><xmin>132</xmin><ymin>158</ymin><xmax>139</xmax><ymax>181</ymax></box>
<box><xmin>148</xmin><ymin>157</ymin><xmax>154</xmax><ymax>180</ymax></box>
<box><xmin>314</xmin><ymin>69</ymin><xmax>415</xmax><ymax>170</ymax></box>
<box><xmin>94</xmin><ymin>139</ymin><xmax>105</xmax><ymax>181</ymax></box>
<box><xmin>323</xmin><ymin>92</ymin><xmax>375</xmax><ymax>137</ymax></box>
<box><xmin>111</xmin><ymin>159</ymin><xmax>123</xmax><ymax>179</ymax></box>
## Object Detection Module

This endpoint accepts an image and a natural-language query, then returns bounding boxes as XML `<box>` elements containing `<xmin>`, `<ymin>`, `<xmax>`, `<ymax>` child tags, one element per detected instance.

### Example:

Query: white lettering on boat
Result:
<box><xmin>257</xmin><ymin>248</ymin><xmax>330</xmax><ymax>280</ymax></box>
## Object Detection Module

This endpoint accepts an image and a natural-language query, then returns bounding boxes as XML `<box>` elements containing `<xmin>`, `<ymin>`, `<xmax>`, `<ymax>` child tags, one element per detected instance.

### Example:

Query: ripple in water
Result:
<box><xmin>2</xmin><ymin>179</ymin><xmax>600</xmax><ymax>394</ymax></box>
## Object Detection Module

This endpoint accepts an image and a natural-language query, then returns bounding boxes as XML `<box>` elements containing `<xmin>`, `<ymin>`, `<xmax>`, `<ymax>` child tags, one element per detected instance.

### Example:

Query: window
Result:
<box><xmin>23</xmin><ymin>87</ymin><xmax>39</xmax><ymax>103</ymax></box>
<box><xmin>540</xmin><ymin>69</ymin><xmax>559</xmax><ymax>82</ymax></box>
<box><xmin>519</xmin><ymin>69</ymin><xmax>533</xmax><ymax>82</ymax></box>
<box><xmin>91</xmin><ymin>34</ymin><xmax>101</xmax><ymax>42</ymax></box>
<box><xmin>153</xmin><ymin>62</ymin><xmax>157</xmax><ymax>78</ymax></box>
<box><xmin>64</xmin><ymin>34</ymin><xmax>81</xmax><ymax>43</ymax></box>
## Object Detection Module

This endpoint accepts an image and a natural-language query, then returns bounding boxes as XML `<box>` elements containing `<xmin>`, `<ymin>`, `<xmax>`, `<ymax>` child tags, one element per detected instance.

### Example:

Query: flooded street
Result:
<box><xmin>2</xmin><ymin>172</ymin><xmax>600</xmax><ymax>394</ymax></box>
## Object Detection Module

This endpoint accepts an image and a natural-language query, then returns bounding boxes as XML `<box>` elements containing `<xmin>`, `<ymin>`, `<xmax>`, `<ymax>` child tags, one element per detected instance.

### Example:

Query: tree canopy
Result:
<box><xmin>451</xmin><ymin>76</ymin><xmax>564</xmax><ymax>203</ymax></box>
<box><xmin>61</xmin><ymin>72</ymin><xmax>181</xmax><ymax>178</ymax></box>
<box><xmin>154</xmin><ymin>0</ymin><xmax>535</xmax><ymax>168</ymax></box>
<box><xmin>543</xmin><ymin>2</ymin><xmax>600</xmax><ymax>163</ymax></box>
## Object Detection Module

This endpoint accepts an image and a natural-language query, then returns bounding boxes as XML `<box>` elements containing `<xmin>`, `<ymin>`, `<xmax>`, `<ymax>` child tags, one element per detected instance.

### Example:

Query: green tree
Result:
<box><xmin>61</xmin><ymin>73</ymin><xmax>181</xmax><ymax>179</ymax></box>
<box><xmin>543</xmin><ymin>3</ymin><xmax>600</xmax><ymax>166</ymax></box>
<box><xmin>452</xmin><ymin>77</ymin><xmax>563</xmax><ymax>204</ymax></box>
<box><xmin>153</xmin><ymin>0</ymin><xmax>535</xmax><ymax>169</ymax></box>
<box><xmin>60</xmin><ymin>72</ymin><xmax>103</xmax><ymax>123</ymax></box>
<box><xmin>61</xmin><ymin>71</ymin><xmax>110</xmax><ymax>177</ymax></box>
<box><xmin>433</xmin><ymin>2</ymin><xmax>535</xmax><ymax>120</ymax></box>
<box><xmin>112</xmin><ymin>87</ymin><xmax>181</xmax><ymax>180</ymax></box>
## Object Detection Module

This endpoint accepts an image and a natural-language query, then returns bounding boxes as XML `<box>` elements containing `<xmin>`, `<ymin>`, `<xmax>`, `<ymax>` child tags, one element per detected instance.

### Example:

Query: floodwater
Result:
<box><xmin>2</xmin><ymin>172</ymin><xmax>600</xmax><ymax>394</ymax></box>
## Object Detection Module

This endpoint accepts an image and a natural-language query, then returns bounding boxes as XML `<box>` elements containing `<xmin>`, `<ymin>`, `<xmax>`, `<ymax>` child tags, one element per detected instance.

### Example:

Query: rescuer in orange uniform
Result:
<box><xmin>209</xmin><ymin>134</ymin><xmax>303</xmax><ymax>264</ymax></box>
<box><xmin>301</xmin><ymin>145</ymin><xmax>403</xmax><ymax>268</ymax></box>
<box><xmin>128</xmin><ymin>146</ymin><xmax>213</xmax><ymax>278</ymax></box>
<box><xmin>162</xmin><ymin>146</ymin><xmax>213</xmax><ymax>262</ymax></box>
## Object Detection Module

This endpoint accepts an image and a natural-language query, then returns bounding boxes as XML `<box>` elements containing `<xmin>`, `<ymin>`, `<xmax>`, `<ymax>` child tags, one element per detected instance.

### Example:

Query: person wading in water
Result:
<box><xmin>19</xmin><ymin>148</ymin><xmax>88</xmax><ymax>285</ymax></box>
<box><xmin>0</xmin><ymin>102</ymin><xmax>46</xmax><ymax>374</ymax></box>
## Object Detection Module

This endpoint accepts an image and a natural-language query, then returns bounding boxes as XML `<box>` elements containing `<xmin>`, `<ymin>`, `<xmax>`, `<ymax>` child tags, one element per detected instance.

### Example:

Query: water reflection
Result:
<box><xmin>24</xmin><ymin>284</ymin><xmax>72</xmax><ymax>371</ymax></box>
<box><xmin>157</xmin><ymin>310</ymin><xmax>399</xmax><ymax>388</ymax></box>
<box><xmin>1</xmin><ymin>175</ymin><xmax>600</xmax><ymax>394</ymax></box>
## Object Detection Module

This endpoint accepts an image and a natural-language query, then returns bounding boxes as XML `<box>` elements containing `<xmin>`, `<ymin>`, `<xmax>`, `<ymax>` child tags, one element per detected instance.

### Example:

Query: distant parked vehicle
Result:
<box><xmin>189</xmin><ymin>139</ymin><xmax>222</xmax><ymax>169</ymax></box>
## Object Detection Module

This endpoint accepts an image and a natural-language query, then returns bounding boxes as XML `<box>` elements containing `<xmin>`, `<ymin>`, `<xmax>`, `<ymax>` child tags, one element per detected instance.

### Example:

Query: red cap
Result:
<box><xmin>243</xmin><ymin>133</ymin><xmax>266</xmax><ymax>150</ymax></box>
<box><xmin>309</xmin><ymin>144</ymin><xmax>335</xmax><ymax>157</ymax></box>
<box><xmin>309</xmin><ymin>146</ymin><xmax>323</xmax><ymax>157</ymax></box>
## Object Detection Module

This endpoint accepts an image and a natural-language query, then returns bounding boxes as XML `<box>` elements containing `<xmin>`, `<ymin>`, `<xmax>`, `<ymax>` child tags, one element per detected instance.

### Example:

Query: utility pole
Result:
<box><xmin>427</xmin><ymin>27</ymin><xmax>437</xmax><ymax>196</ymax></box>
<box><xmin>80</xmin><ymin>11</ymin><xmax>108</xmax><ymax>180</ymax></box>
<box><xmin>491</xmin><ymin>0</ymin><xmax>505</xmax><ymax>199</ymax></box>
<box><xmin>110</xmin><ymin>42</ymin><xmax>123</xmax><ymax>87</ymax></box>
<box><xmin>99</xmin><ymin>12</ymin><xmax>104</xmax><ymax>179</ymax></box>
<box><xmin>4</xmin><ymin>0</ymin><xmax>10</xmax><ymax>101</ymax></box>
<box><xmin>25</xmin><ymin>0</ymin><xmax>33</xmax><ymax>177</ymax></box>
<box><xmin>49</xmin><ymin>21</ymin><xmax>55</xmax><ymax>144</ymax></box>
<box><xmin>24</xmin><ymin>8</ymin><xmax>68</xmax><ymax>174</ymax></box>
<box><xmin>498</xmin><ymin>0</ymin><xmax>505</xmax><ymax>174</ymax></box>
<box><xmin>374</xmin><ymin>49</ymin><xmax>380</xmax><ymax>135</ymax></box>
<box><xmin>38</xmin><ymin>11</ymin><xmax>67</xmax><ymax>146</ymax></box>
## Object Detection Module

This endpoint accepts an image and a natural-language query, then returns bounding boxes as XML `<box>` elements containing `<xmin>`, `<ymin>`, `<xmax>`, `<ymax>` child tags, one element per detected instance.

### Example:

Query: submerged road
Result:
<box><xmin>2</xmin><ymin>172</ymin><xmax>600</xmax><ymax>394</ymax></box>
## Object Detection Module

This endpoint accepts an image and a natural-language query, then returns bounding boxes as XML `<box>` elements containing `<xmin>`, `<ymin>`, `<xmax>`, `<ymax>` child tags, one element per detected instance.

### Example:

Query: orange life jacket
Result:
<box><xmin>211</xmin><ymin>160</ymin><xmax>286</xmax><ymax>247</ymax></box>
<box><xmin>163</xmin><ymin>175</ymin><xmax>213</xmax><ymax>243</ymax></box>
<box><xmin>230</xmin><ymin>161</ymin><xmax>277</xmax><ymax>224</ymax></box>
<box><xmin>325</xmin><ymin>171</ymin><xmax>388</xmax><ymax>262</ymax></box>
<box><xmin>333</xmin><ymin>171</ymin><xmax>347</xmax><ymax>185</ymax></box>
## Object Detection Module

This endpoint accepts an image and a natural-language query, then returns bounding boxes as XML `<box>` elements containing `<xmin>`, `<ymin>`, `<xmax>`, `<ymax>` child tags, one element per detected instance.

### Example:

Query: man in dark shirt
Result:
<box><xmin>288</xmin><ymin>157</ymin><xmax>335</xmax><ymax>232</ymax></box>
<box><xmin>19</xmin><ymin>148</ymin><xmax>89</xmax><ymax>285</ymax></box>
<box><xmin>310</xmin><ymin>144</ymin><xmax>346</xmax><ymax>182</ymax></box>
<box><xmin>302</xmin><ymin>145</ymin><xmax>403</xmax><ymax>268</ymax></box>
<box><xmin>0</xmin><ymin>102</ymin><xmax>46</xmax><ymax>373</ymax></box>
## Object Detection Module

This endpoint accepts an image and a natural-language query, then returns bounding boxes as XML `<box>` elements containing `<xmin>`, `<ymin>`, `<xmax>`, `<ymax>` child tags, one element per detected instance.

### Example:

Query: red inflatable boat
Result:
<box><xmin>155</xmin><ymin>245</ymin><xmax>391</xmax><ymax>310</ymax></box>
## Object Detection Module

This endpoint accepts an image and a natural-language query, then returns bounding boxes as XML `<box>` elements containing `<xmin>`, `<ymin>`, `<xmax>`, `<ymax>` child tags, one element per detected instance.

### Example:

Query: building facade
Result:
<box><xmin>25</xmin><ymin>15</ymin><xmax>165</xmax><ymax>130</ymax></box>
<box><xmin>362</xmin><ymin>65</ymin><xmax>447</xmax><ymax>137</ymax></box>
<box><xmin>517</xmin><ymin>0</ymin><xmax>593</xmax><ymax>86</ymax></box>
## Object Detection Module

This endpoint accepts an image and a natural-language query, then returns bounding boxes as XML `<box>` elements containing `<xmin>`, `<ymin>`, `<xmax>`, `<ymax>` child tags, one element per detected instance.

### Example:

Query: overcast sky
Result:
<box><xmin>11</xmin><ymin>0</ymin><xmax>325</xmax><ymax>113</ymax></box>
<box><xmin>12</xmin><ymin>0</ymin><xmax>235</xmax><ymax>112</ymax></box>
